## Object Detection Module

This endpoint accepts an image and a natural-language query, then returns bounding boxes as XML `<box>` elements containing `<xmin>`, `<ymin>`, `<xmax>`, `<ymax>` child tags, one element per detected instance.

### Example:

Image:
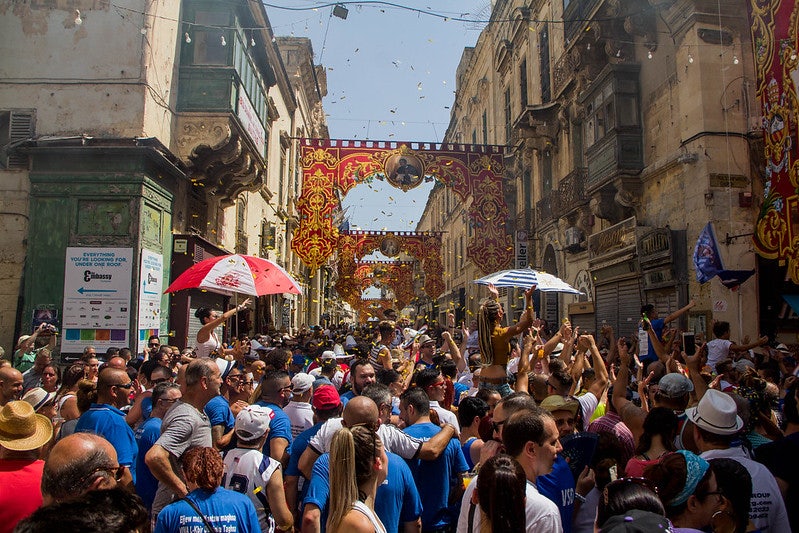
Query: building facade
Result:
<box><xmin>423</xmin><ymin>0</ymin><xmax>761</xmax><ymax>340</ymax></box>
<box><xmin>0</xmin><ymin>0</ymin><xmax>327</xmax><ymax>356</ymax></box>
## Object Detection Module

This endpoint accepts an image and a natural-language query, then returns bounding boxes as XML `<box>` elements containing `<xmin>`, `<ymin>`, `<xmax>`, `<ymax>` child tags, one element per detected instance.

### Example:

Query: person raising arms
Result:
<box><xmin>478</xmin><ymin>283</ymin><xmax>535</xmax><ymax>397</ymax></box>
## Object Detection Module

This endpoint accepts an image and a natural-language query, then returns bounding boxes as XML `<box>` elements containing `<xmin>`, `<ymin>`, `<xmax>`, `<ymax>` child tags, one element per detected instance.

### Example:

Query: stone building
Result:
<box><xmin>421</xmin><ymin>0</ymin><xmax>761</xmax><ymax>340</ymax></box>
<box><xmin>0</xmin><ymin>0</ymin><xmax>327</xmax><ymax>356</ymax></box>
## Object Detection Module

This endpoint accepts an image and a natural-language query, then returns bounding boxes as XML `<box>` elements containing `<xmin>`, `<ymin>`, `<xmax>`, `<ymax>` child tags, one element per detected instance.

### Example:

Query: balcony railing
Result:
<box><xmin>558</xmin><ymin>167</ymin><xmax>588</xmax><ymax>214</ymax></box>
<box><xmin>536</xmin><ymin>190</ymin><xmax>558</xmax><ymax>227</ymax></box>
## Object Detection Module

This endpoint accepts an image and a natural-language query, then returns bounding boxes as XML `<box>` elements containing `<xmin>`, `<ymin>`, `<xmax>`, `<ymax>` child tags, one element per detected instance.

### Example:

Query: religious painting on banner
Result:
<box><xmin>292</xmin><ymin>139</ymin><xmax>513</xmax><ymax>276</ymax></box>
<box><xmin>748</xmin><ymin>1</ymin><xmax>799</xmax><ymax>281</ymax></box>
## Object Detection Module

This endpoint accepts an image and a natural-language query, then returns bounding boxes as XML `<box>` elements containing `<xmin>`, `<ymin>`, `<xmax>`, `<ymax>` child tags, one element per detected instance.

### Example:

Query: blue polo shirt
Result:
<box><xmin>303</xmin><ymin>451</ymin><xmax>422</xmax><ymax>533</ymax></box>
<box><xmin>642</xmin><ymin>318</ymin><xmax>665</xmax><ymax>364</ymax></box>
<box><xmin>76</xmin><ymin>403</ymin><xmax>137</xmax><ymax>483</ymax></box>
<box><xmin>254</xmin><ymin>401</ymin><xmax>292</xmax><ymax>455</ymax></box>
<box><xmin>134</xmin><ymin>415</ymin><xmax>162</xmax><ymax>509</ymax></box>
<box><xmin>403</xmin><ymin>421</ymin><xmax>468</xmax><ymax>529</ymax></box>
<box><xmin>537</xmin><ymin>454</ymin><xmax>575</xmax><ymax>533</ymax></box>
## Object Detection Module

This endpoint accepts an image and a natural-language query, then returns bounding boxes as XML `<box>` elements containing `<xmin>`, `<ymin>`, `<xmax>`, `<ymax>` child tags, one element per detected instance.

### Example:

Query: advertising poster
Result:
<box><xmin>137</xmin><ymin>249</ymin><xmax>163</xmax><ymax>355</ymax></box>
<box><xmin>62</xmin><ymin>247</ymin><xmax>133</xmax><ymax>352</ymax></box>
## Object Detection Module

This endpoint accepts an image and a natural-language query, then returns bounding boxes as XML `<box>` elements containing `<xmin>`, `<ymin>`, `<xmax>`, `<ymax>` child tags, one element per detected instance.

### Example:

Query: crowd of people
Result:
<box><xmin>0</xmin><ymin>287</ymin><xmax>797</xmax><ymax>533</ymax></box>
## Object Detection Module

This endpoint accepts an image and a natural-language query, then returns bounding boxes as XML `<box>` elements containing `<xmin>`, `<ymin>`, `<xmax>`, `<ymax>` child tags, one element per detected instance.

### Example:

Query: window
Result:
<box><xmin>541</xmin><ymin>151</ymin><xmax>553</xmax><ymax>193</ymax></box>
<box><xmin>584</xmin><ymin>80</ymin><xmax>617</xmax><ymax>148</ymax></box>
<box><xmin>482</xmin><ymin>111</ymin><xmax>488</xmax><ymax>145</ymax></box>
<box><xmin>279</xmin><ymin>146</ymin><xmax>287</xmax><ymax>207</ymax></box>
<box><xmin>539</xmin><ymin>25</ymin><xmax>551</xmax><ymax>103</ymax></box>
<box><xmin>523</xmin><ymin>169</ymin><xmax>532</xmax><ymax>212</ymax></box>
<box><xmin>191</xmin><ymin>12</ymin><xmax>230</xmax><ymax>65</ymax></box>
<box><xmin>235</xmin><ymin>198</ymin><xmax>247</xmax><ymax>254</ymax></box>
<box><xmin>572</xmin><ymin>121</ymin><xmax>584</xmax><ymax>168</ymax></box>
<box><xmin>472</xmin><ymin>129</ymin><xmax>477</xmax><ymax>145</ymax></box>
<box><xmin>519</xmin><ymin>58</ymin><xmax>528</xmax><ymax>107</ymax></box>
<box><xmin>504</xmin><ymin>86</ymin><xmax>512</xmax><ymax>143</ymax></box>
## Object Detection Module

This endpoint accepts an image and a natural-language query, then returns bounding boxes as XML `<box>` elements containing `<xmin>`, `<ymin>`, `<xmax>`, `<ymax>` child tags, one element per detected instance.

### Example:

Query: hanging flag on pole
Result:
<box><xmin>693</xmin><ymin>222</ymin><xmax>724</xmax><ymax>283</ymax></box>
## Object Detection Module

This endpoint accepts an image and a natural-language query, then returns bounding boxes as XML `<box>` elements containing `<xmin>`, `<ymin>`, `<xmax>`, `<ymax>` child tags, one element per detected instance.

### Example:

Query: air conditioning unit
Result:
<box><xmin>0</xmin><ymin>110</ymin><xmax>35</xmax><ymax>170</ymax></box>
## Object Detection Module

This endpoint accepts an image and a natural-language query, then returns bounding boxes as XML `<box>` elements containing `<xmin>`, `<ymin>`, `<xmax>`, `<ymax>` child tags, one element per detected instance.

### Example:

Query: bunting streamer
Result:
<box><xmin>291</xmin><ymin>139</ymin><xmax>513</xmax><ymax>276</ymax></box>
<box><xmin>748</xmin><ymin>1</ymin><xmax>799</xmax><ymax>281</ymax></box>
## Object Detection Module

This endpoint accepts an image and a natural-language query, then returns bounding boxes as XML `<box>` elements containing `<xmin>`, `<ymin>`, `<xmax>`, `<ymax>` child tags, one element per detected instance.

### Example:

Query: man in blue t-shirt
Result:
<box><xmin>75</xmin><ymin>367</ymin><xmax>137</xmax><ymax>483</ymax></box>
<box><xmin>640</xmin><ymin>300</ymin><xmax>696</xmax><ymax>364</ymax></box>
<box><xmin>303</xmin><ymin>450</ymin><xmax>422</xmax><ymax>533</ymax></box>
<box><xmin>400</xmin><ymin>387</ymin><xmax>468</xmax><ymax>531</ymax></box>
<box><xmin>339</xmin><ymin>360</ymin><xmax>377</xmax><ymax>406</ymax></box>
<box><xmin>254</xmin><ymin>370</ymin><xmax>293</xmax><ymax>466</ymax></box>
<box><xmin>135</xmin><ymin>381</ymin><xmax>181</xmax><ymax>510</ymax></box>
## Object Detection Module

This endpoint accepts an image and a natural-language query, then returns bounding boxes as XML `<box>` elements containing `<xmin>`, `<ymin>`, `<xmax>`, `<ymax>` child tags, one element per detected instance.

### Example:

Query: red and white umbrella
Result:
<box><xmin>165</xmin><ymin>254</ymin><xmax>302</xmax><ymax>297</ymax></box>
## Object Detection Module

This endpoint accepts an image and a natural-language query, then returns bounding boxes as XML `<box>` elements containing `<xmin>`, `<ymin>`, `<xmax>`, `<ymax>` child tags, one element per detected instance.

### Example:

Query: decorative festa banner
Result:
<box><xmin>292</xmin><ymin>139</ymin><xmax>513</xmax><ymax>275</ymax></box>
<box><xmin>346</xmin><ymin>260</ymin><xmax>416</xmax><ymax>311</ymax></box>
<box><xmin>748</xmin><ymin>1</ymin><xmax>799</xmax><ymax>281</ymax></box>
<box><xmin>336</xmin><ymin>231</ymin><xmax>445</xmax><ymax>303</ymax></box>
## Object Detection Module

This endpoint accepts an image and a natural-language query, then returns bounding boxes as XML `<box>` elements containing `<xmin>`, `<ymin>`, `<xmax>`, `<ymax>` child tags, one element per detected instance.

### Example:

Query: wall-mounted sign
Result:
<box><xmin>137</xmin><ymin>249</ymin><xmax>163</xmax><ymax>354</ymax></box>
<box><xmin>62</xmin><ymin>247</ymin><xmax>133</xmax><ymax>352</ymax></box>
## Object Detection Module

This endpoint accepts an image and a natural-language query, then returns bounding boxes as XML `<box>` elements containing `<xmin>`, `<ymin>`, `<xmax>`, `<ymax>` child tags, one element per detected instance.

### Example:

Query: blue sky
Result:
<box><xmin>266</xmin><ymin>1</ymin><xmax>489</xmax><ymax>231</ymax></box>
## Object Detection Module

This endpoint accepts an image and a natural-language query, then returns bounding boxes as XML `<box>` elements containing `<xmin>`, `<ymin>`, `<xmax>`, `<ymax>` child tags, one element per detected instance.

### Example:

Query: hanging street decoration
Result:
<box><xmin>335</xmin><ymin>230</ymin><xmax>445</xmax><ymax>303</ymax></box>
<box><xmin>748</xmin><ymin>1</ymin><xmax>799</xmax><ymax>281</ymax></box>
<box><xmin>291</xmin><ymin>139</ymin><xmax>513</xmax><ymax>275</ymax></box>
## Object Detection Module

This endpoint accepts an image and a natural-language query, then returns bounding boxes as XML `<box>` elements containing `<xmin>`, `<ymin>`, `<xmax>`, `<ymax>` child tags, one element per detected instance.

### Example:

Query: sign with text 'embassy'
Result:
<box><xmin>62</xmin><ymin>247</ymin><xmax>133</xmax><ymax>352</ymax></box>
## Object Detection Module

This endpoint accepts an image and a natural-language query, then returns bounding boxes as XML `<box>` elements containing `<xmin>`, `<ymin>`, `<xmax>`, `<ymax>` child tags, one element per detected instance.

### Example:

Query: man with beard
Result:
<box><xmin>339</xmin><ymin>359</ymin><xmax>376</xmax><ymax>406</ymax></box>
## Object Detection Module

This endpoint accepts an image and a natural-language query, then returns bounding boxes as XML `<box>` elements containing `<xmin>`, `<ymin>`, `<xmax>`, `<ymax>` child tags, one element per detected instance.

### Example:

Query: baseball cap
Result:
<box><xmin>657</xmin><ymin>373</ymin><xmax>693</xmax><ymax>398</ymax></box>
<box><xmin>320</xmin><ymin>350</ymin><xmax>336</xmax><ymax>361</ymax></box>
<box><xmin>313</xmin><ymin>384</ymin><xmax>341</xmax><ymax>410</ymax></box>
<box><xmin>16</xmin><ymin>335</ymin><xmax>31</xmax><ymax>348</ymax></box>
<box><xmin>540</xmin><ymin>395</ymin><xmax>579</xmax><ymax>415</ymax></box>
<box><xmin>235</xmin><ymin>405</ymin><xmax>273</xmax><ymax>441</ymax></box>
<box><xmin>291</xmin><ymin>373</ymin><xmax>314</xmax><ymax>394</ymax></box>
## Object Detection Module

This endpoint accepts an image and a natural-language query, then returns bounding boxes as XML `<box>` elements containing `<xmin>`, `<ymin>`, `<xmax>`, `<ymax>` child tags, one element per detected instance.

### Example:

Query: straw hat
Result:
<box><xmin>0</xmin><ymin>401</ymin><xmax>53</xmax><ymax>451</ymax></box>
<box><xmin>21</xmin><ymin>387</ymin><xmax>56</xmax><ymax>412</ymax></box>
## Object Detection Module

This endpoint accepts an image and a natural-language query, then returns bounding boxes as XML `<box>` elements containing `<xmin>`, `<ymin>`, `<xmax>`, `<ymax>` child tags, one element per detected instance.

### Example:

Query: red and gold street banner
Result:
<box><xmin>291</xmin><ymin>139</ymin><xmax>513</xmax><ymax>274</ymax></box>
<box><xmin>749</xmin><ymin>1</ymin><xmax>799</xmax><ymax>280</ymax></box>
<box><xmin>354</xmin><ymin>299</ymin><xmax>395</xmax><ymax>321</ymax></box>
<box><xmin>336</xmin><ymin>231</ymin><xmax>445</xmax><ymax>301</ymax></box>
<box><xmin>348</xmin><ymin>261</ymin><xmax>416</xmax><ymax>311</ymax></box>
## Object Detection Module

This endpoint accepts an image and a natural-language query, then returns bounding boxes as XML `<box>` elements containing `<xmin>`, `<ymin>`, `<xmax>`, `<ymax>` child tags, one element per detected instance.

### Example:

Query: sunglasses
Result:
<box><xmin>491</xmin><ymin>419</ymin><xmax>506</xmax><ymax>433</ymax></box>
<box><xmin>150</xmin><ymin>378</ymin><xmax>170</xmax><ymax>385</ymax></box>
<box><xmin>158</xmin><ymin>398</ymin><xmax>180</xmax><ymax>404</ymax></box>
<box><xmin>114</xmin><ymin>382</ymin><xmax>134</xmax><ymax>389</ymax></box>
<box><xmin>148</xmin><ymin>343</ymin><xmax>159</xmax><ymax>347</ymax></box>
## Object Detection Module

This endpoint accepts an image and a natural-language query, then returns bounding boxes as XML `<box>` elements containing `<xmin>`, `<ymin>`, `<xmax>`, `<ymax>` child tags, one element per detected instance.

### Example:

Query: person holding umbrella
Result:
<box><xmin>195</xmin><ymin>298</ymin><xmax>251</xmax><ymax>359</ymax></box>
<box><xmin>477</xmin><ymin>283</ymin><xmax>535</xmax><ymax>397</ymax></box>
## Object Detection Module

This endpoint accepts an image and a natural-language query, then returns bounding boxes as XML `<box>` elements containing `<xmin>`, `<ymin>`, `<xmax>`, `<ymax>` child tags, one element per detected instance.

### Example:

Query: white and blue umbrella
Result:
<box><xmin>474</xmin><ymin>268</ymin><xmax>583</xmax><ymax>294</ymax></box>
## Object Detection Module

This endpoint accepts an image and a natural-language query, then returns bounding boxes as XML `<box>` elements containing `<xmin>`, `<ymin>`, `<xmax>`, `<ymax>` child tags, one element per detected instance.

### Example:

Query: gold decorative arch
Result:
<box><xmin>292</xmin><ymin>139</ymin><xmax>513</xmax><ymax>276</ymax></box>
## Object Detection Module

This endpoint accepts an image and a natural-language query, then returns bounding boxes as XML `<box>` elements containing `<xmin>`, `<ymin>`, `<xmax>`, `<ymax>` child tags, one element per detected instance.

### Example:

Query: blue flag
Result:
<box><xmin>693</xmin><ymin>222</ymin><xmax>724</xmax><ymax>283</ymax></box>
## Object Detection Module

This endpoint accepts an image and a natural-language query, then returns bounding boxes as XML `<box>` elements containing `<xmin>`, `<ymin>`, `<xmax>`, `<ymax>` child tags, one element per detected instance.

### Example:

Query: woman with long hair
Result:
<box><xmin>53</xmin><ymin>363</ymin><xmax>85</xmax><ymax>423</ymax></box>
<box><xmin>57</xmin><ymin>378</ymin><xmax>96</xmax><ymax>440</ymax></box>
<box><xmin>625</xmin><ymin>407</ymin><xmax>678</xmax><ymax>477</ymax></box>
<box><xmin>644</xmin><ymin>450</ymin><xmax>725</xmax><ymax>532</ymax></box>
<box><xmin>476</xmin><ymin>454</ymin><xmax>527</xmax><ymax>532</ymax></box>
<box><xmin>194</xmin><ymin>298</ymin><xmax>251</xmax><ymax>359</ymax></box>
<box><xmin>477</xmin><ymin>283</ymin><xmax>535</xmax><ymax>397</ymax></box>
<box><xmin>154</xmin><ymin>447</ymin><xmax>259</xmax><ymax>533</ymax></box>
<box><xmin>327</xmin><ymin>425</ymin><xmax>388</xmax><ymax>533</ymax></box>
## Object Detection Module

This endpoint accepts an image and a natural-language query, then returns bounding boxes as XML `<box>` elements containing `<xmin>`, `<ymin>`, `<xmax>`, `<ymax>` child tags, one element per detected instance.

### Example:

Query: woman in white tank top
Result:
<box><xmin>326</xmin><ymin>425</ymin><xmax>388</xmax><ymax>533</ymax></box>
<box><xmin>194</xmin><ymin>298</ymin><xmax>251</xmax><ymax>358</ymax></box>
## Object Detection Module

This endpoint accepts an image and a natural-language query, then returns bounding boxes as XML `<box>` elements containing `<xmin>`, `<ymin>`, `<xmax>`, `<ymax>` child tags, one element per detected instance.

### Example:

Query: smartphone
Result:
<box><xmin>682</xmin><ymin>332</ymin><xmax>696</xmax><ymax>356</ymax></box>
